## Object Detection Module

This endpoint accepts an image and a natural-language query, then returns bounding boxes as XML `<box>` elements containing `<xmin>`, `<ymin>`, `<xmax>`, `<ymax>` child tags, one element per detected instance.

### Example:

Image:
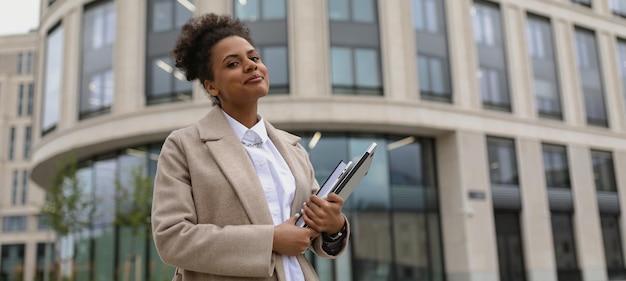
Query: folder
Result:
<box><xmin>295</xmin><ymin>142</ymin><xmax>377</xmax><ymax>227</ymax></box>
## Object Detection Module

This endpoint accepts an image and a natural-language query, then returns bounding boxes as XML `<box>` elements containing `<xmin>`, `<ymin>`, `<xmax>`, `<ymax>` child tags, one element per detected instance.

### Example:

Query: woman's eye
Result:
<box><xmin>227</xmin><ymin>62</ymin><xmax>239</xmax><ymax>68</ymax></box>
<box><xmin>250</xmin><ymin>56</ymin><xmax>260</xmax><ymax>62</ymax></box>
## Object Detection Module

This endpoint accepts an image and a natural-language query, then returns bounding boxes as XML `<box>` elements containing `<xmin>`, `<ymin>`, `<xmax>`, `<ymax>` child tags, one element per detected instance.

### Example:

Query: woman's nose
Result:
<box><xmin>244</xmin><ymin>60</ymin><xmax>258</xmax><ymax>72</ymax></box>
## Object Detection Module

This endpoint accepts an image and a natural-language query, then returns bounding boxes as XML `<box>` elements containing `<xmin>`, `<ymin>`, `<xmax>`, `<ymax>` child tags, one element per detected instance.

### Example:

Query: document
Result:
<box><xmin>295</xmin><ymin>142</ymin><xmax>377</xmax><ymax>228</ymax></box>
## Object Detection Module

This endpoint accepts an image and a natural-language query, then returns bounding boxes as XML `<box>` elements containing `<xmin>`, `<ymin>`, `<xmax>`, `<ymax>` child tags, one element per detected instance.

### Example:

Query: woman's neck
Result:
<box><xmin>222</xmin><ymin>105</ymin><xmax>258</xmax><ymax>128</ymax></box>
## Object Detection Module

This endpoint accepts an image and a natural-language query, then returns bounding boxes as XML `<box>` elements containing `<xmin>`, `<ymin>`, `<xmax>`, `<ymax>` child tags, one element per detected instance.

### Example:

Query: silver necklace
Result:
<box><xmin>241</xmin><ymin>140</ymin><xmax>264</xmax><ymax>148</ymax></box>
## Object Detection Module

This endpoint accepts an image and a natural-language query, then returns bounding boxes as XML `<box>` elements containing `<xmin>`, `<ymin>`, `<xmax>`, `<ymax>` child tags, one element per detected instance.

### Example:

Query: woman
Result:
<box><xmin>151</xmin><ymin>13</ymin><xmax>350</xmax><ymax>281</ymax></box>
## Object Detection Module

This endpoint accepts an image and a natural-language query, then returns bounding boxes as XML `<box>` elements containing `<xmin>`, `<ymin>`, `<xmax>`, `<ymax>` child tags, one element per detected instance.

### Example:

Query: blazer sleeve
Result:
<box><xmin>151</xmin><ymin>130</ymin><xmax>277</xmax><ymax>277</ymax></box>
<box><xmin>293</xmin><ymin>143</ymin><xmax>351</xmax><ymax>258</ymax></box>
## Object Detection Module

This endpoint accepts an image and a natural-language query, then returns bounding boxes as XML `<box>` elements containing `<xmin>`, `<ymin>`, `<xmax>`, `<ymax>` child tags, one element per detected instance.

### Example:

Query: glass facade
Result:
<box><xmin>0</xmin><ymin>244</ymin><xmax>25</xmax><ymax>281</ymax></box>
<box><xmin>473</xmin><ymin>1</ymin><xmax>510</xmax><ymax>111</ymax></box>
<box><xmin>612</xmin><ymin>0</ymin><xmax>626</xmax><ymax>17</ymax></box>
<box><xmin>328</xmin><ymin>0</ymin><xmax>383</xmax><ymax>96</ymax></box>
<box><xmin>2</xmin><ymin>216</ymin><xmax>27</xmax><ymax>232</ymax></box>
<box><xmin>486</xmin><ymin>137</ymin><xmax>519</xmax><ymax>185</ymax></box>
<box><xmin>299</xmin><ymin>133</ymin><xmax>444</xmax><ymax>281</ymax></box>
<box><xmin>542</xmin><ymin>144</ymin><xmax>570</xmax><ymax>189</ymax></box>
<box><xmin>527</xmin><ymin>14</ymin><xmax>562</xmax><ymax>119</ymax></box>
<box><xmin>52</xmin><ymin>133</ymin><xmax>443</xmax><ymax>281</ymax></box>
<box><xmin>412</xmin><ymin>0</ymin><xmax>452</xmax><ymax>102</ymax></box>
<box><xmin>574</xmin><ymin>27</ymin><xmax>608</xmax><ymax>127</ymax></box>
<box><xmin>591</xmin><ymin>150</ymin><xmax>617</xmax><ymax>192</ymax></box>
<box><xmin>8</xmin><ymin>127</ymin><xmax>15</xmax><ymax>160</ymax></box>
<box><xmin>146</xmin><ymin>0</ymin><xmax>195</xmax><ymax>105</ymax></box>
<box><xmin>552</xmin><ymin>213</ymin><xmax>582</xmax><ymax>281</ymax></box>
<box><xmin>80</xmin><ymin>0</ymin><xmax>116</xmax><ymax>119</ymax></box>
<box><xmin>618</xmin><ymin>39</ymin><xmax>626</xmax><ymax>114</ymax></box>
<box><xmin>494</xmin><ymin>212</ymin><xmax>526</xmax><ymax>281</ymax></box>
<box><xmin>42</xmin><ymin>24</ymin><xmax>64</xmax><ymax>134</ymax></box>
<box><xmin>600</xmin><ymin>215</ymin><xmax>626</xmax><ymax>279</ymax></box>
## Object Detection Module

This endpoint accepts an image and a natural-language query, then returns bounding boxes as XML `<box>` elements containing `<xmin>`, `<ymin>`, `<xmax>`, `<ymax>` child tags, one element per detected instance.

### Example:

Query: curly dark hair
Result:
<box><xmin>171</xmin><ymin>13</ymin><xmax>254</xmax><ymax>105</ymax></box>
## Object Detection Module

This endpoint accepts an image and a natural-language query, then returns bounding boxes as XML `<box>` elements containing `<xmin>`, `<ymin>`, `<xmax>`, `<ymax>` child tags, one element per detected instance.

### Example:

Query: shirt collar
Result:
<box><xmin>222</xmin><ymin>110</ymin><xmax>269</xmax><ymax>144</ymax></box>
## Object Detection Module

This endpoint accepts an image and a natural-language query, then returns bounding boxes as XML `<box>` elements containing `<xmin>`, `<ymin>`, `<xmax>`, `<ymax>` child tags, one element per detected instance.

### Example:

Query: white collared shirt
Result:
<box><xmin>223</xmin><ymin>111</ymin><xmax>304</xmax><ymax>281</ymax></box>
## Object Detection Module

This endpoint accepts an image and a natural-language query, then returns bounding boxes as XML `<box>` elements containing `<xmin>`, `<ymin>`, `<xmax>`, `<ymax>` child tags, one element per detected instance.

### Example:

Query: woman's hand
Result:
<box><xmin>301</xmin><ymin>193</ymin><xmax>345</xmax><ymax>234</ymax></box>
<box><xmin>273</xmin><ymin>215</ymin><xmax>319</xmax><ymax>256</ymax></box>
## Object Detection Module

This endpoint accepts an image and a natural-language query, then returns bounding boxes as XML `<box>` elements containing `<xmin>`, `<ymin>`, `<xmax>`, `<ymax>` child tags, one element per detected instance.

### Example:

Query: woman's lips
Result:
<box><xmin>245</xmin><ymin>74</ymin><xmax>263</xmax><ymax>84</ymax></box>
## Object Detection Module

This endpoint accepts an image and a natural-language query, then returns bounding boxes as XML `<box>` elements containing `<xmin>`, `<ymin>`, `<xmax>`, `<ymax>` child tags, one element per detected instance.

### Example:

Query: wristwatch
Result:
<box><xmin>324</xmin><ymin>223</ymin><xmax>347</xmax><ymax>242</ymax></box>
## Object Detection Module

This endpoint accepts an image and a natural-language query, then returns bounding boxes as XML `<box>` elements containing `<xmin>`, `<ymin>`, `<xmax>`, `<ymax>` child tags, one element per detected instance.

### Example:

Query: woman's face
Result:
<box><xmin>204</xmin><ymin>36</ymin><xmax>269</xmax><ymax>112</ymax></box>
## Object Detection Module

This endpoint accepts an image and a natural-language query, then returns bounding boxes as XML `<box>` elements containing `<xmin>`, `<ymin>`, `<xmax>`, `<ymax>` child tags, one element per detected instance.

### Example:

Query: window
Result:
<box><xmin>151</xmin><ymin>0</ymin><xmax>195</xmax><ymax>33</ymax></box>
<box><xmin>12</xmin><ymin>170</ymin><xmax>19</xmax><ymax>205</ymax></box>
<box><xmin>551</xmin><ymin>213</ymin><xmax>582</xmax><ymax>281</ymax></box>
<box><xmin>27</xmin><ymin>83</ymin><xmax>34</xmax><ymax>116</ymax></box>
<box><xmin>21</xmin><ymin>170</ymin><xmax>28</xmax><ymax>204</ymax></box>
<box><xmin>617</xmin><ymin>39</ymin><xmax>626</xmax><ymax>114</ymax></box>
<box><xmin>80</xmin><ymin>1</ymin><xmax>116</xmax><ymax>119</ymax></box>
<box><xmin>527</xmin><ymin>14</ymin><xmax>562</xmax><ymax>119</ymax></box>
<box><xmin>591</xmin><ymin>150</ymin><xmax>617</xmax><ymax>192</ymax></box>
<box><xmin>36</xmin><ymin>243</ymin><xmax>56</xmax><ymax>281</ymax></box>
<box><xmin>26</xmin><ymin>52</ymin><xmax>33</xmax><ymax>74</ymax></box>
<box><xmin>17</xmin><ymin>84</ymin><xmax>24</xmax><ymax>116</ymax></box>
<box><xmin>479</xmin><ymin>67</ymin><xmax>510</xmax><ymax>109</ymax></box>
<box><xmin>24</xmin><ymin>126</ymin><xmax>31</xmax><ymax>159</ymax></box>
<box><xmin>572</xmin><ymin>0</ymin><xmax>592</xmax><ymax>7</ymax></box>
<box><xmin>42</xmin><ymin>24</ymin><xmax>64</xmax><ymax>134</ymax></box>
<box><xmin>235</xmin><ymin>0</ymin><xmax>289</xmax><ymax>94</ymax></box>
<box><xmin>601</xmin><ymin>215</ymin><xmax>626</xmax><ymax>279</ymax></box>
<box><xmin>574</xmin><ymin>27</ymin><xmax>608</xmax><ymax>127</ymax></box>
<box><xmin>413</xmin><ymin>0</ymin><xmax>452</xmax><ymax>102</ymax></box>
<box><xmin>8</xmin><ymin>127</ymin><xmax>16</xmax><ymax>160</ymax></box>
<box><xmin>487</xmin><ymin>137</ymin><xmax>519</xmax><ymax>185</ymax></box>
<box><xmin>473</xmin><ymin>1</ymin><xmax>510</xmax><ymax>111</ymax></box>
<box><xmin>37</xmin><ymin>215</ymin><xmax>51</xmax><ymax>230</ymax></box>
<box><xmin>2</xmin><ymin>216</ymin><xmax>27</xmax><ymax>232</ymax></box>
<box><xmin>328</xmin><ymin>0</ymin><xmax>376</xmax><ymax>23</ymax></box>
<box><xmin>149</xmin><ymin>56</ymin><xmax>191</xmax><ymax>102</ymax></box>
<box><xmin>0</xmin><ymin>244</ymin><xmax>25</xmax><ymax>281</ymax></box>
<box><xmin>235</xmin><ymin>0</ymin><xmax>285</xmax><ymax>21</ymax></box>
<box><xmin>17</xmin><ymin>52</ymin><xmax>23</xmax><ymax>74</ymax></box>
<box><xmin>330</xmin><ymin>47</ymin><xmax>382</xmax><ymax>95</ymax></box>
<box><xmin>612</xmin><ymin>0</ymin><xmax>626</xmax><ymax>17</ymax></box>
<box><xmin>542</xmin><ymin>144</ymin><xmax>570</xmax><ymax>188</ymax></box>
<box><xmin>298</xmin><ymin>133</ymin><xmax>443</xmax><ymax>280</ymax></box>
<box><xmin>329</xmin><ymin>0</ymin><xmax>382</xmax><ymax>96</ymax></box>
<box><xmin>146</xmin><ymin>0</ymin><xmax>195</xmax><ymax>104</ymax></box>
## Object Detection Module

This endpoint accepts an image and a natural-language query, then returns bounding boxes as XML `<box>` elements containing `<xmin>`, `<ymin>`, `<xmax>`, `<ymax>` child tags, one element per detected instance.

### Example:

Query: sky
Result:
<box><xmin>0</xmin><ymin>0</ymin><xmax>40</xmax><ymax>36</ymax></box>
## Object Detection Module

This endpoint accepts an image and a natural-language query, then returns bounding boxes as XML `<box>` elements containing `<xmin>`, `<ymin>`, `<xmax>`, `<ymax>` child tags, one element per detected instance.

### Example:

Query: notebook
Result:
<box><xmin>295</xmin><ymin>142</ymin><xmax>377</xmax><ymax>227</ymax></box>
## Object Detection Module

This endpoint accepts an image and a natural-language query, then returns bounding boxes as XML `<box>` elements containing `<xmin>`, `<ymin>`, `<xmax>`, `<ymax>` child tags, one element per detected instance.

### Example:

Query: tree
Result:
<box><xmin>40</xmin><ymin>156</ymin><xmax>95</xmax><ymax>281</ymax></box>
<box><xmin>114</xmin><ymin>164</ymin><xmax>154</xmax><ymax>281</ymax></box>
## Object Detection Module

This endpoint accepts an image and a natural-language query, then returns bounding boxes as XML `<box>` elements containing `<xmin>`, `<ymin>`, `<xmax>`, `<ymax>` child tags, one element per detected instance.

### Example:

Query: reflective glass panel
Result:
<box><xmin>331</xmin><ymin>47</ymin><xmax>353</xmax><ymax>86</ymax></box>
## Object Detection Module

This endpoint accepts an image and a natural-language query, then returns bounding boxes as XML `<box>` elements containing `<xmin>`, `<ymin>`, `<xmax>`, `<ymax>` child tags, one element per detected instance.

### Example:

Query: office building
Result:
<box><xmin>1</xmin><ymin>0</ymin><xmax>626</xmax><ymax>280</ymax></box>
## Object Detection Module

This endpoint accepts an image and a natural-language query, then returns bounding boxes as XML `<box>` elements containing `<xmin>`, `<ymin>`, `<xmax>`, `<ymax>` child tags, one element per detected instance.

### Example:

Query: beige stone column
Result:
<box><xmin>437</xmin><ymin>131</ymin><xmax>498</xmax><ymax>281</ymax></box>
<box><xmin>59</xmin><ymin>9</ymin><xmax>81</xmax><ymax>130</ymax></box>
<box><xmin>378</xmin><ymin>0</ymin><xmax>415</xmax><ymax>101</ymax></box>
<box><xmin>518</xmin><ymin>138</ymin><xmax>558</xmax><ymax>281</ymax></box>
<box><xmin>446</xmin><ymin>0</ymin><xmax>481</xmax><ymax>110</ymax></box>
<box><xmin>113</xmin><ymin>0</ymin><xmax>146</xmax><ymax>114</ymax></box>
<box><xmin>289</xmin><ymin>0</ymin><xmax>329</xmax><ymax>97</ymax></box>
<box><xmin>569</xmin><ymin>145</ymin><xmax>607</xmax><ymax>281</ymax></box>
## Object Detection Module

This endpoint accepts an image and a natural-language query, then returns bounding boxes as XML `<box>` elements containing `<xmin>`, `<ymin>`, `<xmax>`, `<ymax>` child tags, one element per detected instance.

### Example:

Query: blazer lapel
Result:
<box><xmin>197</xmin><ymin>107</ymin><xmax>273</xmax><ymax>225</ymax></box>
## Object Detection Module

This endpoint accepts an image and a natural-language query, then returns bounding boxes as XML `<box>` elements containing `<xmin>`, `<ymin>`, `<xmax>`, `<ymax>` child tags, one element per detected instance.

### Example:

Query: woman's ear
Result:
<box><xmin>204</xmin><ymin>80</ymin><xmax>218</xmax><ymax>97</ymax></box>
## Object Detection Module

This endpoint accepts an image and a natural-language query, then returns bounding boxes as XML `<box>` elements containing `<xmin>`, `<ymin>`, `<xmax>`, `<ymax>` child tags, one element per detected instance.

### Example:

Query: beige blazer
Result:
<box><xmin>151</xmin><ymin>107</ymin><xmax>349</xmax><ymax>281</ymax></box>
